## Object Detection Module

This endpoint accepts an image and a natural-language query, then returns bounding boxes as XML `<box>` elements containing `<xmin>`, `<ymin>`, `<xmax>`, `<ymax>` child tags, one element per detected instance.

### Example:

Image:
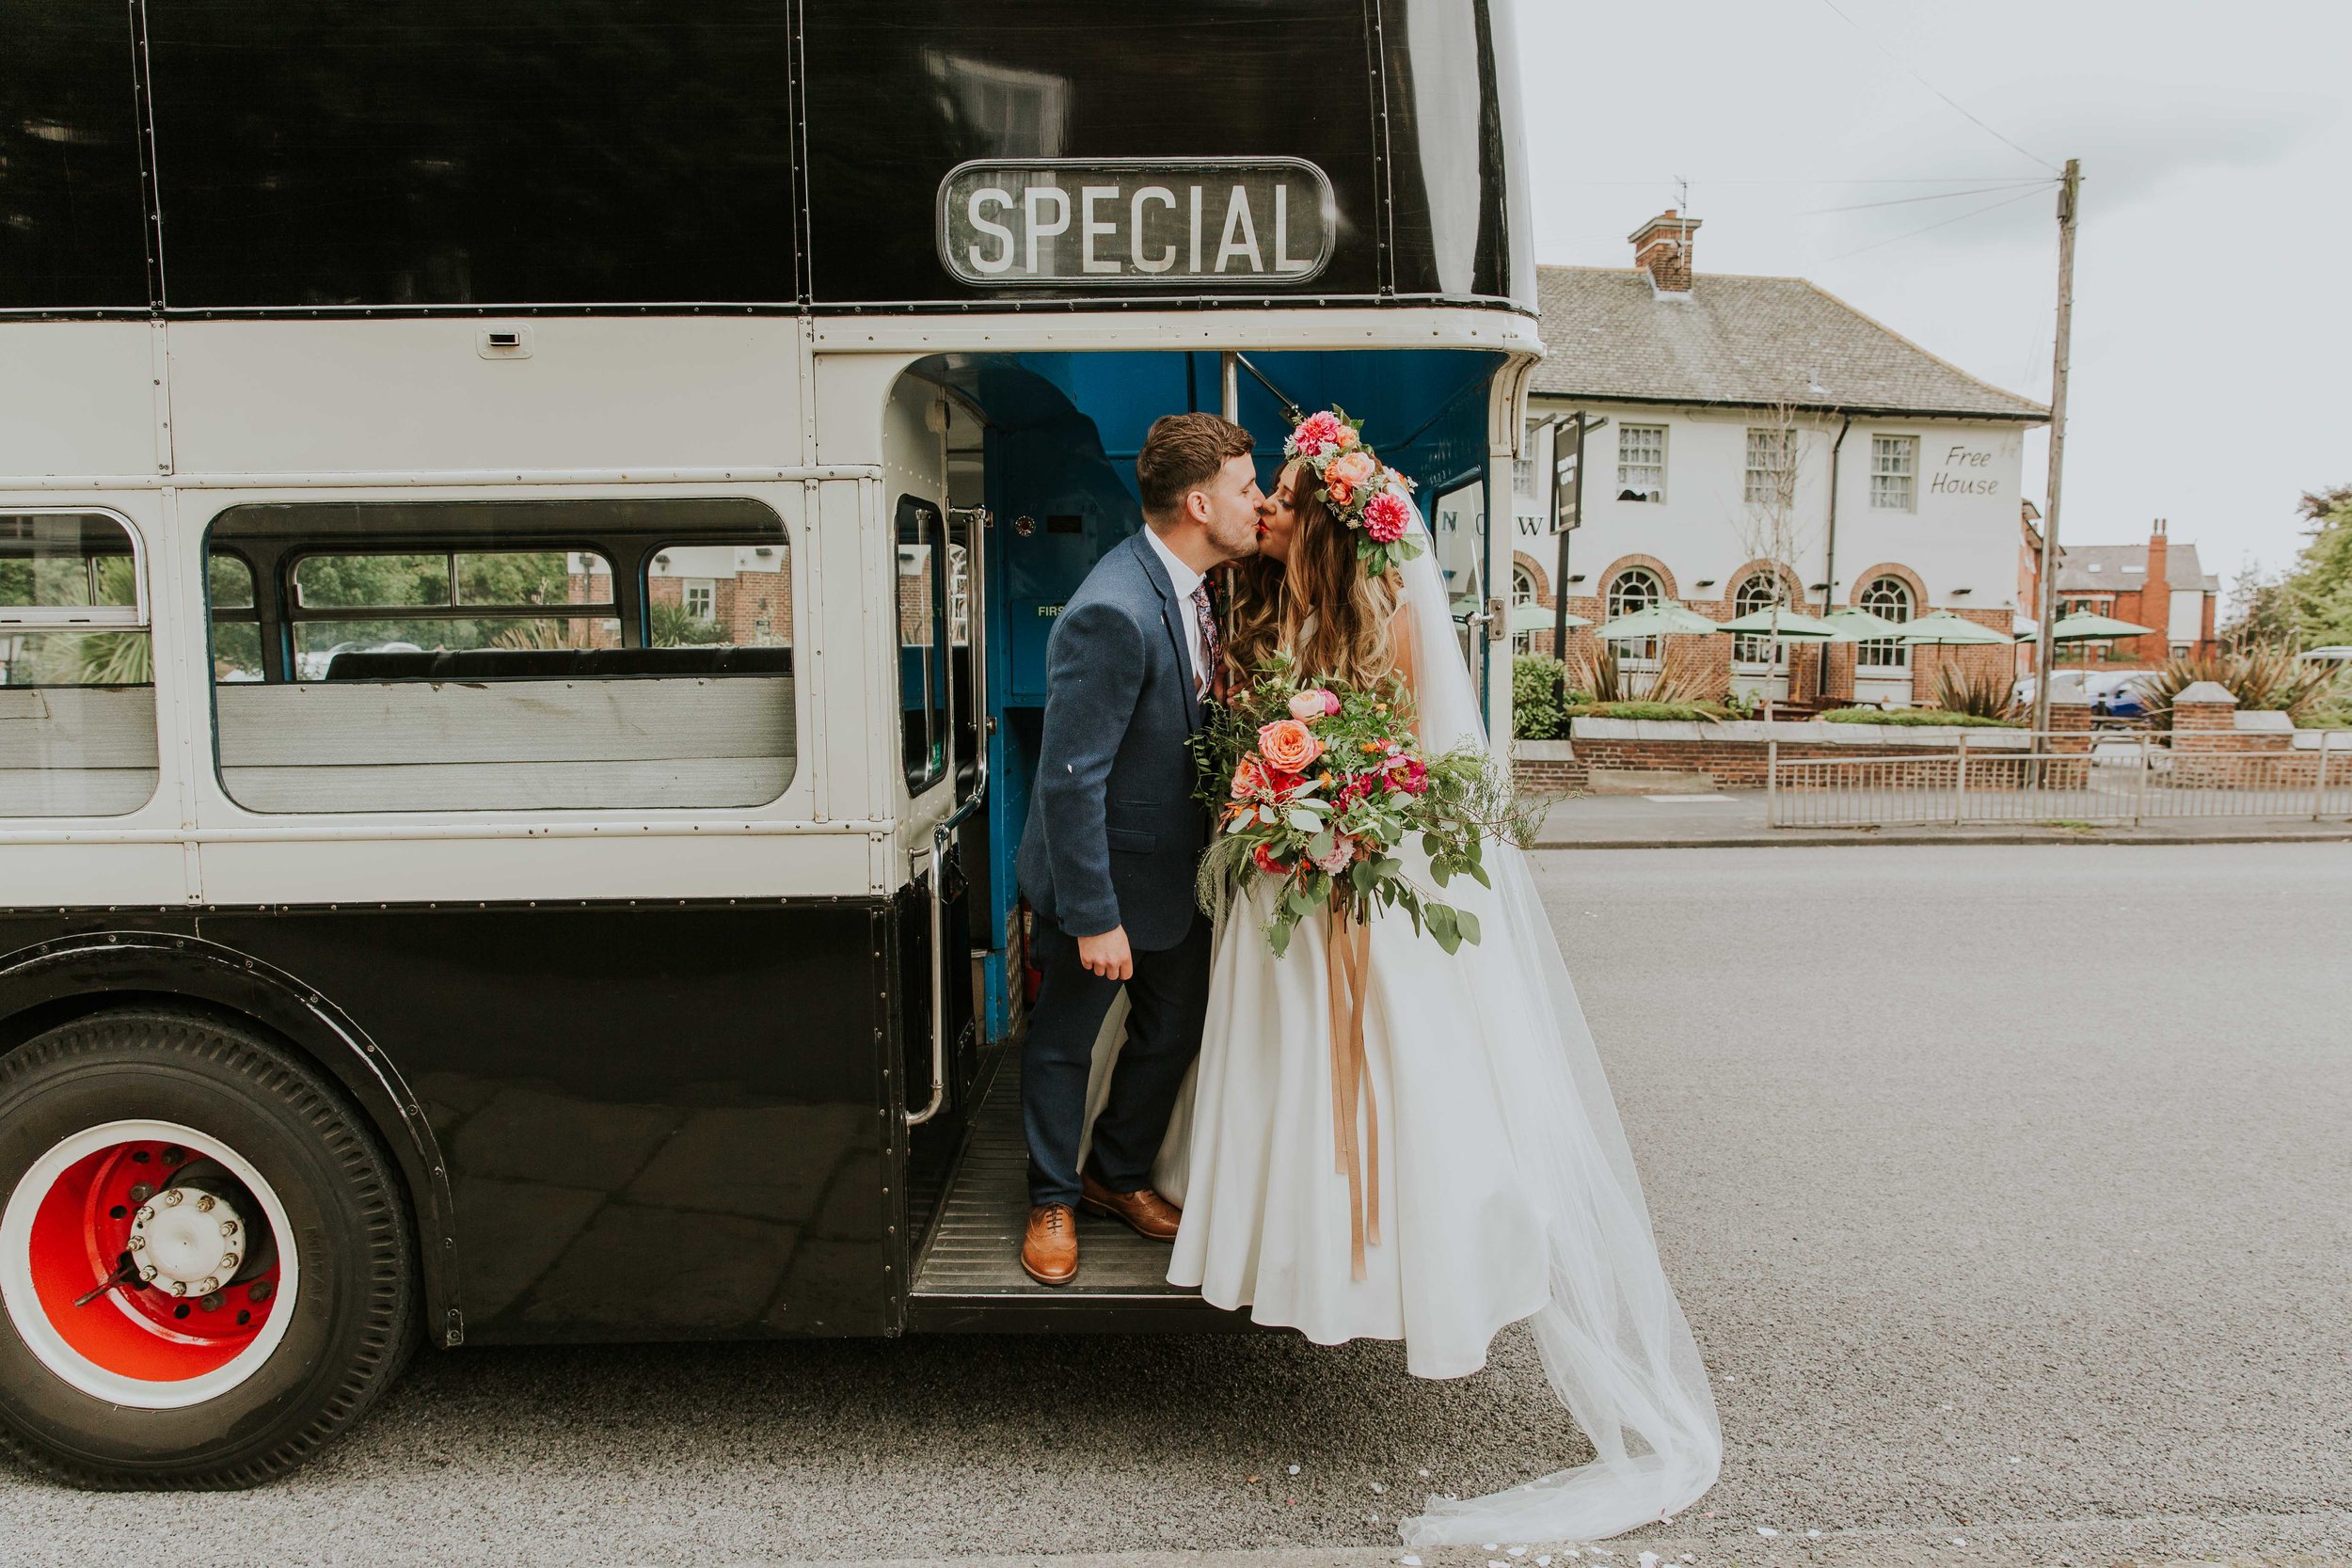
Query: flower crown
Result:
<box><xmin>1283</xmin><ymin>407</ymin><xmax>1422</xmax><ymax>577</ymax></box>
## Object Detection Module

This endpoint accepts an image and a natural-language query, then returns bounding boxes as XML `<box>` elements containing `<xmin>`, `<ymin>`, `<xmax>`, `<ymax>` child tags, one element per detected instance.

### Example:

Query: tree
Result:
<box><xmin>2222</xmin><ymin>558</ymin><xmax>2298</xmax><ymax>650</ymax></box>
<box><xmin>2281</xmin><ymin>486</ymin><xmax>2352</xmax><ymax>647</ymax></box>
<box><xmin>1731</xmin><ymin>402</ymin><xmax>1813</xmax><ymax>717</ymax></box>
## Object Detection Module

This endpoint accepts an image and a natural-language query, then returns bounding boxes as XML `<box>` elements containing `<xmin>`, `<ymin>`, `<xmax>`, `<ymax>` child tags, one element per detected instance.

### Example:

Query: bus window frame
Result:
<box><xmin>0</xmin><ymin>508</ymin><xmax>151</xmax><ymax>633</ymax></box>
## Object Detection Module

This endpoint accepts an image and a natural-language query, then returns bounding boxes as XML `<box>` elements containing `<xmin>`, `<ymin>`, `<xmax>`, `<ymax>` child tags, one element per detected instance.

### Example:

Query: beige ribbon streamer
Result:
<box><xmin>1325</xmin><ymin>904</ymin><xmax>1380</xmax><ymax>1281</ymax></box>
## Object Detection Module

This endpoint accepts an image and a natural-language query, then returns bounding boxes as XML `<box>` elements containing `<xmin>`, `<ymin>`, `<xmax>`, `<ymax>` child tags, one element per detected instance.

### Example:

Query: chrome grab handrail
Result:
<box><xmin>907</xmin><ymin>505</ymin><xmax>989</xmax><ymax>1129</ymax></box>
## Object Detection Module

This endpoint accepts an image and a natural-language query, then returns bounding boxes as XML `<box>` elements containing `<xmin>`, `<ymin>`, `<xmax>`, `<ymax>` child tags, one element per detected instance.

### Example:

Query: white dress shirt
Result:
<box><xmin>1141</xmin><ymin>524</ymin><xmax>1207</xmax><ymax>693</ymax></box>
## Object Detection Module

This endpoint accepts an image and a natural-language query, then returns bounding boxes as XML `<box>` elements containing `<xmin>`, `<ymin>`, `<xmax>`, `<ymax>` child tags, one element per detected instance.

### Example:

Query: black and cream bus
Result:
<box><xmin>0</xmin><ymin>0</ymin><xmax>1542</xmax><ymax>1483</ymax></box>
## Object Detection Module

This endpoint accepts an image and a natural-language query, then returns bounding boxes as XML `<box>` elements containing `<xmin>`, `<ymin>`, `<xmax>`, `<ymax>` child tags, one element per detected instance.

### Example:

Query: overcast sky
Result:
<box><xmin>1509</xmin><ymin>0</ymin><xmax>2352</xmax><ymax>596</ymax></box>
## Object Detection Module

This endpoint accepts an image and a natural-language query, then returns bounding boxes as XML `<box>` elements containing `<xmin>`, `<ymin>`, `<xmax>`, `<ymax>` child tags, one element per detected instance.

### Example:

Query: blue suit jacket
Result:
<box><xmin>1016</xmin><ymin>531</ymin><xmax>1209</xmax><ymax>952</ymax></box>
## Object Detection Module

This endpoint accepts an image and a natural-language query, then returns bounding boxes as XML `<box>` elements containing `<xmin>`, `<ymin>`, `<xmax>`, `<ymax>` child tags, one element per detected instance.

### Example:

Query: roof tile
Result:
<box><xmin>1528</xmin><ymin>266</ymin><xmax>2047</xmax><ymax>421</ymax></box>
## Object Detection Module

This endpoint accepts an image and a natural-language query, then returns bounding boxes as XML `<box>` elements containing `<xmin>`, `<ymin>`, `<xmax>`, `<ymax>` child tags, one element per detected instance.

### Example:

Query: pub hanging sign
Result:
<box><xmin>938</xmin><ymin>158</ymin><xmax>1336</xmax><ymax>287</ymax></box>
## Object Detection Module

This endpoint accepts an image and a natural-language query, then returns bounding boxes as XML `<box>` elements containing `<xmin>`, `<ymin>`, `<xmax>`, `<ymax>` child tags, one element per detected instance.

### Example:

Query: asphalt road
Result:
<box><xmin>6</xmin><ymin>843</ymin><xmax>2349</xmax><ymax>1568</ymax></box>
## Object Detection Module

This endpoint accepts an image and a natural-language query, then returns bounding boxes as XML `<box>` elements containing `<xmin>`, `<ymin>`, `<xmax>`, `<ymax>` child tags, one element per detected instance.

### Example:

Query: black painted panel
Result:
<box><xmin>0</xmin><ymin>0</ymin><xmax>149</xmax><ymax>309</ymax></box>
<box><xmin>144</xmin><ymin>0</ymin><xmax>798</xmax><ymax>307</ymax></box>
<box><xmin>801</xmin><ymin>0</ymin><xmax>1385</xmax><ymax>303</ymax></box>
<box><xmin>0</xmin><ymin>900</ymin><xmax>893</xmax><ymax>1341</ymax></box>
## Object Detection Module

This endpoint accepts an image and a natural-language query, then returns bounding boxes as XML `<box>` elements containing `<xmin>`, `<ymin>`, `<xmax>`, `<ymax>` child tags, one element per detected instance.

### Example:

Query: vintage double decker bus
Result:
<box><xmin>0</xmin><ymin>0</ymin><xmax>1540</xmax><ymax>1483</ymax></box>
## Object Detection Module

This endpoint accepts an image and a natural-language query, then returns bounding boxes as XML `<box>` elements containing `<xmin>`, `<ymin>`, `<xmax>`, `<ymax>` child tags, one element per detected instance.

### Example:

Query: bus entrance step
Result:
<box><xmin>905</xmin><ymin>1058</ymin><xmax>1245</xmax><ymax>1334</ymax></box>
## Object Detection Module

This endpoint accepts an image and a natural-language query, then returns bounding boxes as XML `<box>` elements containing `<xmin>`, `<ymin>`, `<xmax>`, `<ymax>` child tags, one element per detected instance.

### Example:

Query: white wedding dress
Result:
<box><xmin>1080</xmin><ymin>514</ymin><xmax>1721</xmax><ymax>1545</ymax></box>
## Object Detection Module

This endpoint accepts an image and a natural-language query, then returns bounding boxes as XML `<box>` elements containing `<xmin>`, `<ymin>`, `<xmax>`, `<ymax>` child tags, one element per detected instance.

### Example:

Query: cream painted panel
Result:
<box><xmin>167</xmin><ymin>318</ymin><xmax>804</xmax><ymax>475</ymax></box>
<box><xmin>0</xmin><ymin>324</ymin><xmax>159</xmax><ymax>478</ymax></box>
<box><xmin>198</xmin><ymin>830</ymin><xmax>873</xmax><ymax>906</ymax></box>
<box><xmin>0</xmin><ymin>844</ymin><xmax>188</xmax><ymax>907</ymax></box>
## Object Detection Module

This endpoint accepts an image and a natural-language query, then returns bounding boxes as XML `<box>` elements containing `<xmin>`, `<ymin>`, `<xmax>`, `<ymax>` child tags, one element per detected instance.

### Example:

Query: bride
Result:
<box><xmin>1084</xmin><ymin>412</ymin><xmax>1722</xmax><ymax>1545</ymax></box>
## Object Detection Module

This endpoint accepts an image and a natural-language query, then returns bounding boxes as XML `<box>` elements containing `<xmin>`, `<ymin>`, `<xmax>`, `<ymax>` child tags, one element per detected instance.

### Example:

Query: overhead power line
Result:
<box><xmin>1810</xmin><ymin>183</ymin><xmax>2049</xmax><ymax>267</ymax></box>
<box><xmin>1813</xmin><ymin>0</ymin><xmax>2060</xmax><ymax>174</ymax></box>
<box><xmin>1800</xmin><ymin>179</ymin><xmax>2053</xmax><ymax>215</ymax></box>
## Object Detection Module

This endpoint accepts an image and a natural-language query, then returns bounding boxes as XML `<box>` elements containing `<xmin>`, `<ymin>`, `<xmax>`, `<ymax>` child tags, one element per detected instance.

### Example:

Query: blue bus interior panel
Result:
<box><xmin>907</xmin><ymin>348</ymin><xmax>1502</xmax><ymax>1039</ymax></box>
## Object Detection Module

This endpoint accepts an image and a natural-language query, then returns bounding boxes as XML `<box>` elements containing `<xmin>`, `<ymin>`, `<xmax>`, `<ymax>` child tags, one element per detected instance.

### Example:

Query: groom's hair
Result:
<box><xmin>1137</xmin><ymin>413</ymin><xmax>1256</xmax><ymax>519</ymax></box>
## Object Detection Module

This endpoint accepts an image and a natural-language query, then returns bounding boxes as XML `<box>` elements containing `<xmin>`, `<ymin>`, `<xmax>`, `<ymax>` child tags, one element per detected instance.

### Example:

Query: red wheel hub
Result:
<box><xmin>24</xmin><ymin>1138</ymin><xmax>282</xmax><ymax>1384</ymax></box>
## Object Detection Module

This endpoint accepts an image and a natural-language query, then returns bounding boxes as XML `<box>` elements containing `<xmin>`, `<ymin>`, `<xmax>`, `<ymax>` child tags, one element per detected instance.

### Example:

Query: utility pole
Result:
<box><xmin>2028</xmin><ymin>158</ymin><xmax>2080</xmax><ymax>743</ymax></box>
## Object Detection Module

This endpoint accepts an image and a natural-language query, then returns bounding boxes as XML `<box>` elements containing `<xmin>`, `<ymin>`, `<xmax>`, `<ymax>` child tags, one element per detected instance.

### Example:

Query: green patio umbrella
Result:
<box><xmin>1511</xmin><ymin>601</ymin><xmax>1588</xmax><ymax>635</ymax></box>
<box><xmin>1822</xmin><ymin>605</ymin><xmax>1910</xmax><ymax>640</ymax></box>
<box><xmin>1894</xmin><ymin>610</ymin><xmax>2014</xmax><ymax>646</ymax></box>
<box><xmin>1715</xmin><ymin>607</ymin><xmax>1851</xmax><ymax>641</ymax></box>
<box><xmin>1589</xmin><ymin>603</ymin><xmax>1724</xmax><ymax>641</ymax></box>
<box><xmin>2015</xmin><ymin>611</ymin><xmax>2154</xmax><ymax>643</ymax></box>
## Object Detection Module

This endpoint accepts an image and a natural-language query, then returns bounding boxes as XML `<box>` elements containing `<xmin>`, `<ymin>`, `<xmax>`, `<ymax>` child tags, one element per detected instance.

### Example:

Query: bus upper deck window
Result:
<box><xmin>0</xmin><ymin>513</ymin><xmax>159</xmax><ymax>817</ymax></box>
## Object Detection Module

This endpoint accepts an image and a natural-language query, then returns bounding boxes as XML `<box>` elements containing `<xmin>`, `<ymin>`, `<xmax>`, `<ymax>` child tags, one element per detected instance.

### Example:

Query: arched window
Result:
<box><xmin>1606</xmin><ymin>567</ymin><xmax>1662</xmax><ymax>666</ymax></box>
<box><xmin>1509</xmin><ymin>563</ymin><xmax>1539</xmax><ymax>652</ymax></box>
<box><xmin>1731</xmin><ymin>573</ymin><xmax>1788</xmax><ymax>667</ymax></box>
<box><xmin>1858</xmin><ymin>575</ymin><xmax>1913</xmax><ymax>671</ymax></box>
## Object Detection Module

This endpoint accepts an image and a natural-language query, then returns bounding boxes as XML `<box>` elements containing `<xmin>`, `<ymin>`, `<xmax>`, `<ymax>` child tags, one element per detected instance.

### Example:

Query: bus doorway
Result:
<box><xmin>897</xmin><ymin>347</ymin><xmax>1509</xmax><ymax>1322</ymax></box>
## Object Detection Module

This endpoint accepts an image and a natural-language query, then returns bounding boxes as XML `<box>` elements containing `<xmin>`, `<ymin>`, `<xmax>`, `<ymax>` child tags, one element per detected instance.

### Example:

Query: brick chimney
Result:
<box><xmin>2140</xmin><ymin>518</ymin><xmax>2169</xmax><ymax>657</ymax></box>
<box><xmin>1629</xmin><ymin>210</ymin><xmax>1701</xmax><ymax>294</ymax></box>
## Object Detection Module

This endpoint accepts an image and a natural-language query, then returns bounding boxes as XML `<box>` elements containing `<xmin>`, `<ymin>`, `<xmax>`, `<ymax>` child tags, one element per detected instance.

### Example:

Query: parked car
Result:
<box><xmin>2085</xmin><ymin>671</ymin><xmax>2152</xmax><ymax>719</ymax></box>
<box><xmin>2010</xmin><ymin>670</ymin><xmax>2088</xmax><ymax>709</ymax></box>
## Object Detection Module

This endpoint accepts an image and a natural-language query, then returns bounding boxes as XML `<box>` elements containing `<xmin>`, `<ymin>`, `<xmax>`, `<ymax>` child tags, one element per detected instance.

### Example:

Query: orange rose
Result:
<box><xmin>1257</xmin><ymin>718</ymin><xmax>1323</xmax><ymax>774</ymax></box>
<box><xmin>1231</xmin><ymin>754</ymin><xmax>1268</xmax><ymax>799</ymax></box>
<box><xmin>1328</xmin><ymin>450</ymin><xmax>1377</xmax><ymax>492</ymax></box>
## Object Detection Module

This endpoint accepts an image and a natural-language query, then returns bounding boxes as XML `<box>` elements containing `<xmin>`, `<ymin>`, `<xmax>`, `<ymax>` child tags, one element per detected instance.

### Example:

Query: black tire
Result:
<box><xmin>0</xmin><ymin>1008</ymin><xmax>417</xmax><ymax>1488</ymax></box>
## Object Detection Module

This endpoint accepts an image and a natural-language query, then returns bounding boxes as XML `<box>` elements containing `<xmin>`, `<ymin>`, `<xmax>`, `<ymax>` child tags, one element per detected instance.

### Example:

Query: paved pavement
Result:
<box><xmin>5</xmin><ymin>843</ymin><xmax>2349</xmax><ymax>1568</ymax></box>
<box><xmin>1530</xmin><ymin>787</ymin><xmax>2352</xmax><ymax>849</ymax></box>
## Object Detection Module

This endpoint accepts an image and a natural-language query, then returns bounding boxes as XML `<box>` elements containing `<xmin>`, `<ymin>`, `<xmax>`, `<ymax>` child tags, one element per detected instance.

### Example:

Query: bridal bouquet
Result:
<box><xmin>1193</xmin><ymin>657</ymin><xmax>1534</xmax><ymax>958</ymax></box>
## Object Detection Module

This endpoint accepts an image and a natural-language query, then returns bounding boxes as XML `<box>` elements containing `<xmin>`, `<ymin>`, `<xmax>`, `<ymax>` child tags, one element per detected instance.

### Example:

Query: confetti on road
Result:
<box><xmin>1400</xmin><ymin>1558</ymin><xmax>1420</xmax><ymax>1567</ymax></box>
<box><xmin>1372</xmin><ymin>1481</ymin><xmax>1387</xmax><ymax>1493</ymax></box>
<box><xmin>1950</xmin><ymin>1538</ymin><xmax>1968</xmax><ymax>1546</ymax></box>
<box><xmin>1806</xmin><ymin>1528</ymin><xmax>1822</xmax><ymax>1538</ymax></box>
<box><xmin>1756</xmin><ymin>1527</ymin><xmax>1778</xmax><ymax>1537</ymax></box>
<box><xmin>1288</xmin><ymin>1465</ymin><xmax>1301</xmax><ymax>1475</ymax></box>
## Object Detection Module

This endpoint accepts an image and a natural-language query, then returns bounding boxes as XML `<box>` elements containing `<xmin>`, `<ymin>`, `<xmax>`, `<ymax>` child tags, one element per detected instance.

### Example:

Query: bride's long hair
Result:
<box><xmin>1226</xmin><ymin>459</ymin><xmax>1406</xmax><ymax>689</ymax></box>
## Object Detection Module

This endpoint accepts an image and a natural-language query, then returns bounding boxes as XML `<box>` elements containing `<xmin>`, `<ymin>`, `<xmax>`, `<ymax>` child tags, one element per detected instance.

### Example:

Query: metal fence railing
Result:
<box><xmin>1767</xmin><ymin>730</ymin><xmax>2351</xmax><ymax>829</ymax></box>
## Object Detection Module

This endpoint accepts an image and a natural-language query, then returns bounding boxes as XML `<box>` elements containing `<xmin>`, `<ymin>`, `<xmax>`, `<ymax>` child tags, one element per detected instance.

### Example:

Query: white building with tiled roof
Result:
<box><xmin>1513</xmin><ymin>210</ymin><xmax>2048</xmax><ymax>708</ymax></box>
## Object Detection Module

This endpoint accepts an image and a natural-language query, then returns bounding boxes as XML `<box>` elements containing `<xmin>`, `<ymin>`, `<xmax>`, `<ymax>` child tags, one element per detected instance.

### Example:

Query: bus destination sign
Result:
<box><xmin>938</xmin><ymin>159</ymin><xmax>1336</xmax><ymax>288</ymax></box>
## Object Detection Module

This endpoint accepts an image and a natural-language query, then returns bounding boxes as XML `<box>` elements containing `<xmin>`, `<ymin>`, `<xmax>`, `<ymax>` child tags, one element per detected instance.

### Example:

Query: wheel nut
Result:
<box><xmin>167</xmin><ymin>1280</ymin><xmax>186</xmax><ymax>1297</ymax></box>
<box><xmin>248</xmin><ymin>1281</ymin><xmax>274</xmax><ymax>1305</ymax></box>
<box><xmin>129</xmin><ymin>1183</ymin><xmax>152</xmax><ymax>1202</ymax></box>
<box><xmin>161</xmin><ymin>1147</ymin><xmax>184</xmax><ymax>1165</ymax></box>
<box><xmin>199</xmin><ymin>1293</ymin><xmax>224</xmax><ymax>1312</ymax></box>
<box><xmin>161</xmin><ymin>1189</ymin><xmax>183</xmax><ymax>1208</ymax></box>
<box><xmin>135</xmin><ymin>1205</ymin><xmax>154</xmax><ymax>1224</ymax></box>
<box><xmin>140</xmin><ymin>1265</ymin><xmax>159</xmax><ymax>1282</ymax></box>
<box><xmin>220</xmin><ymin>1220</ymin><xmax>239</xmax><ymax>1237</ymax></box>
<box><xmin>128</xmin><ymin>1235</ymin><xmax>147</xmax><ymax>1252</ymax></box>
<box><xmin>195</xmin><ymin>1194</ymin><xmax>216</xmax><ymax>1213</ymax></box>
<box><xmin>218</xmin><ymin>1254</ymin><xmax>238</xmax><ymax>1273</ymax></box>
<box><xmin>195</xmin><ymin>1276</ymin><xmax>219</xmax><ymax>1295</ymax></box>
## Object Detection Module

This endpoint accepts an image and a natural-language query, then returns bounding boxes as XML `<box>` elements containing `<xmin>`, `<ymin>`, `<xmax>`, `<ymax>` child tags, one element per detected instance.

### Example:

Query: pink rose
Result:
<box><xmin>1312</xmin><ymin>832</ymin><xmax>1359</xmax><ymax>876</ymax></box>
<box><xmin>1231</xmin><ymin>754</ymin><xmax>1268</xmax><ymax>800</ymax></box>
<box><xmin>1257</xmin><ymin>718</ymin><xmax>1323</xmax><ymax>774</ymax></box>
<box><xmin>1287</xmin><ymin>687</ymin><xmax>1343</xmax><ymax>721</ymax></box>
<box><xmin>1362</xmin><ymin>490</ymin><xmax>1411</xmax><ymax>544</ymax></box>
<box><xmin>1291</xmin><ymin>411</ymin><xmax>1346</xmax><ymax>458</ymax></box>
<box><xmin>1384</xmin><ymin>757</ymin><xmax>1429</xmax><ymax>795</ymax></box>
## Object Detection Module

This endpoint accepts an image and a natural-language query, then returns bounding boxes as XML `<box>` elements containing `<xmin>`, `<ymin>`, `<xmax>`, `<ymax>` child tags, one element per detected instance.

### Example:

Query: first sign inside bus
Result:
<box><xmin>939</xmin><ymin>159</ymin><xmax>1336</xmax><ymax>288</ymax></box>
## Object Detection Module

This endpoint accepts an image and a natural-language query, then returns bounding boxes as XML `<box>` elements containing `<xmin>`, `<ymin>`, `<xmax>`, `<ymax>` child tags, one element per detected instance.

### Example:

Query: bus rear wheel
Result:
<box><xmin>0</xmin><ymin>1009</ymin><xmax>416</xmax><ymax>1488</ymax></box>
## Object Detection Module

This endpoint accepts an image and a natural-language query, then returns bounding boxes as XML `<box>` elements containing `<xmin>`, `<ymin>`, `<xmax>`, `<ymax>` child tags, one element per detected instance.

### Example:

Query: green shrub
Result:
<box><xmin>1564</xmin><ymin>700</ymin><xmax>1726</xmax><ymax>722</ymax></box>
<box><xmin>1820</xmin><ymin>706</ymin><xmax>2021</xmax><ymax>728</ymax></box>
<box><xmin>1511</xmin><ymin>653</ymin><xmax>1570</xmax><ymax>740</ymax></box>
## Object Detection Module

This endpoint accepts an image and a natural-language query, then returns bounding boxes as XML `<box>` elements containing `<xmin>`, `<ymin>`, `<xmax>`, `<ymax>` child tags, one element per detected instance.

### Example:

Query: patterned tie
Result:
<box><xmin>1189</xmin><ymin>580</ymin><xmax>1223</xmax><ymax>699</ymax></box>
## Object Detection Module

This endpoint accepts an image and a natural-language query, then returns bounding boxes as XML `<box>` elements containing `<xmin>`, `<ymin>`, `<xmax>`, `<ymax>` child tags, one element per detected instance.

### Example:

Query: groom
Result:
<box><xmin>1013</xmin><ymin>412</ymin><xmax>1263</xmax><ymax>1286</ymax></box>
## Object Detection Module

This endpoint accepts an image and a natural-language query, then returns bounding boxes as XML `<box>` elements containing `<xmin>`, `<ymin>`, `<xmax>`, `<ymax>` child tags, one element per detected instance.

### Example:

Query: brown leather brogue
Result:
<box><xmin>1021</xmin><ymin>1203</ymin><xmax>1078</xmax><ymax>1286</ymax></box>
<box><xmin>1080</xmin><ymin>1172</ymin><xmax>1183</xmax><ymax>1241</ymax></box>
